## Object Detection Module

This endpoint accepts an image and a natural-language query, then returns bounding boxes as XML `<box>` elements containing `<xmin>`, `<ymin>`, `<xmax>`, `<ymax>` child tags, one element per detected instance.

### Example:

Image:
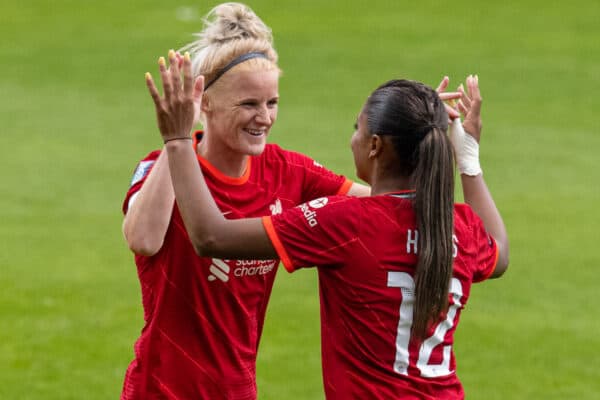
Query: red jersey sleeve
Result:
<box><xmin>457</xmin><ymin>204</ymin><xmax>499</xmax><ymax>282</ymax></box>
<box><xmin>262</xmin><ymin>196</ymin><xmax>359</xmax><ymax>272</ymax></box>
<box><xmin>122</xmin><ymin>150</ymin><xmax>161</xmax><ymax>215</ymax></box>
<box><xmin>279</xmin><ymin>147</ymin><xmax>353</xmax><ymax>201</ymax></box>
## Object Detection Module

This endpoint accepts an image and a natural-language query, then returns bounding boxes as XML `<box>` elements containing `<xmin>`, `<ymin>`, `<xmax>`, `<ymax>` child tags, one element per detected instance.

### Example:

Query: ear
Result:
<box><xmin>193</xmin><ymin>76</ymin><xmax>205</xmax><ymax>102</ymax></box>
<box><xmin>368</xmin><ymin>134</ymin><xmax>384</xmax><ymax>159</ymax></box>
<box><xmin>201</xmin><ymin>93</ymin><xmax>211</xmax><ymax>113</ymax></box>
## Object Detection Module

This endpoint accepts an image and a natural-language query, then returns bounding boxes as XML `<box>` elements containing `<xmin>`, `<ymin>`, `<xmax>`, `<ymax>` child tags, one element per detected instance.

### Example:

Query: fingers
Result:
<box><xmin>440</xmin><ymin>74</ymin><xmax>482</xmax><ymax>126</ymax></box>
<box><xmin>168</xmin><ymin>50</ymin><xmax>183</xmax><ymax>100</ymax></box>
<box><xmin>438</xmin><ymin>91</ymin><xmax>462</xmax><ymax>101</ymax></box>
<box><xmin>175</xmin><ymin>51</ymin><xmax>184</xmax><ymax>68</ymax></box>
<box><xmin>467</xmin><ymin>75</ymin><xmax>481</xmax><ymax>101</ymax></box>
<box><xmin>436</xmin><ymin>77</ymin><xmax>461</xmax><ymax>120</ymax></box>
<box><xmin>466</xmin><ymin>75</ymin><xmax>482</xmax><ymax>116</ymax></box>
<box><xmin>158</xmin><ymin>56</ymin><xmax>173</xmax><ymax>102</ymax></box>
<box><xmin>154</xmin><ymin>50</ymin><xmax>194</xmax><ymax>104</ymax></box>
<box><xmin>182</xmin><ymin>52</ymin><xmax>194</xmax><ymax>97</ymax></box>
<box><xmin>457</xmin><ymin>99</ymin><xmax>469</xmax><ymax>115</ymax></box>
<box><xmin>436</xmin><ymin>76</ymin><xmax>450</xmax><ymax>93</ymax></box>
<box><xmin>146</xmin><ymin>51</ymin><xmax>197</xmax><ymax>115</ymax></box>
<box><xmin>145</xmin><ymin>72</ymin><xmax>162</xmax><ymax>108</ymax></box>
<box><xmin>444</xmin><ymin>103</ymin><xmax>460</xmax><ymax>120</ymax></box>
<box><xmin>459</xmin><ymin>83</ymin><xmax>471</xmax><ymax>109</ymax></box>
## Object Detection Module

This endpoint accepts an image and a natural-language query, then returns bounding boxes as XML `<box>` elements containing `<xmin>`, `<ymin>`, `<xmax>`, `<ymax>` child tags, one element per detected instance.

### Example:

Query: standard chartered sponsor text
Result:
<box><xmin>234</xmin><ymin>259</ymin><xmax>277</xmax><ymax>277</ymax></box>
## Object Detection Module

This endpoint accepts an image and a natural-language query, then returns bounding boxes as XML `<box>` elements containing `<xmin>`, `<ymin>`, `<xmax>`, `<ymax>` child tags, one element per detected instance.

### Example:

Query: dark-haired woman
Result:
<box><xmin>146</xmin><ymin>44</ymin><xmax>509</xmax><ymax>398</ymax></box>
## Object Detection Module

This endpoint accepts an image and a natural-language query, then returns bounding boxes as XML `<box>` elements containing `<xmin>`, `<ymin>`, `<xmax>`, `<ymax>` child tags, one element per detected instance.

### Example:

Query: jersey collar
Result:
<box><xmin>384</xmin><ymin>190</ymin><xmax>416</xmax><ymax>199</ymax></box>
<box><xmin>193</xmin><ymin>130</ymin><xmax>252</xmax><ymax>185</ymax></box>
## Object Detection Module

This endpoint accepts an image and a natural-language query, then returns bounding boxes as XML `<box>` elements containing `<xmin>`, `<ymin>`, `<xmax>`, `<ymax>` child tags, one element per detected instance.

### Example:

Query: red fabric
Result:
<box><xmin>264</xmin><ymin>194</ymin><xmax>497</xmax><ymax>400</ymax></box>
<box><xmin>121</xmin><ymin>143</ymin><xmax>349</xmax><ymax>400</ymax></box>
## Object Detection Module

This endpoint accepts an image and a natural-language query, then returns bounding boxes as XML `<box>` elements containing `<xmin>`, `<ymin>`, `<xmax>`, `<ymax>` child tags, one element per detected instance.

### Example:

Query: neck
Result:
<box><xmin>368</xmin><ymin>174</ymin><xmax>412</xmax><ymax>196</ymax></box>
<box><xmin>197</xmin><ymin>134</ymin><xmax>249</xmax><ymax>178</ymax></box>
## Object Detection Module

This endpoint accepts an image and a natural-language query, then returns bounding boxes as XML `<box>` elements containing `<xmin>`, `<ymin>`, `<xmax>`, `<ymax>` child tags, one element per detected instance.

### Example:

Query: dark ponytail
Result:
<box><xmin>412</xmin><ymin>128</ymin><xmax>454</xmax><ymax>338</ymax></box>
<box><xmin>365</xmin><ymin>79</ymin><xmax>455</xmax><ymax>338</ymax></box>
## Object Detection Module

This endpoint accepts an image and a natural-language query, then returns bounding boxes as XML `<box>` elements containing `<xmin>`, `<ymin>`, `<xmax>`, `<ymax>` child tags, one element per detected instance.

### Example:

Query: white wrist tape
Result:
<box><xmin>449</xmin><ymin>118</ymin><xmax>482</xmax><ymax>176</ymax></box>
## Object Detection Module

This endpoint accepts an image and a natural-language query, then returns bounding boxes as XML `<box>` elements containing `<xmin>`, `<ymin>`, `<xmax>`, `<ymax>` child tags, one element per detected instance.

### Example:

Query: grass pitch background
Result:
<box><xmin>1</xmin><ymin>0</ymin><xmax>599</xmax><ymax>398</ymax></box>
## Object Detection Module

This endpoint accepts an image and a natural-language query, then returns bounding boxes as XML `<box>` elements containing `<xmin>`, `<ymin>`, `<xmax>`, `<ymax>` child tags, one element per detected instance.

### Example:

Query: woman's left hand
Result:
<box><xmin>435</xmin><ymin>76</ymin><xmax>461</xmax><ymax>120</ymax></box>
<box><xmin>145</xmin><ymin>50</ymin><xmax>204</xmax><ymax>143</ymax></box>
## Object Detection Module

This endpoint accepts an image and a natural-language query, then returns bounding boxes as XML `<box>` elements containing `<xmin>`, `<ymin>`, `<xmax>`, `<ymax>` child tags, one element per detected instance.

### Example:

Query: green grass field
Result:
<box><xmin>2</xmin><ymin>0</ymin><xmax>599</xmax><ymax>398</ymax></box>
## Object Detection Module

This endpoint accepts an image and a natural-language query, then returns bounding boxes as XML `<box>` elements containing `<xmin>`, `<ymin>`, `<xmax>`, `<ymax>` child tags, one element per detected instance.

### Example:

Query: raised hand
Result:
<box><xmin>435</xmin><ymin>76</ymin><xmax>461</xmax><ymax>121</ymax></box>
<box><xmin>456</xmin><ymin>75</ymin><xmax>482</xmax><ymax>142</ymax></box>
<box><xmin>145</xmin><ymin>50</ymin><xmax>204</xmax><ymax>143</ymax></box>
<box><xmin>449</xmin><ymin>75</ymin><xmax>482</xmax><ymax>176</ymax></box>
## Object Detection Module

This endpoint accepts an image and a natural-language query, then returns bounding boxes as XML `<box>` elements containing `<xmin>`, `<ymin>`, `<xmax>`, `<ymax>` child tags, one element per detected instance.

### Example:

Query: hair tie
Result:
<box><xmin>204</xmin><ymin>52</ymin><xmax>269</xmax><ymax>90</ymax></box>
<box><xmin>417</xmin><ymin>123</ymin><xmax>439</xmax><ymax>137</ymax></box>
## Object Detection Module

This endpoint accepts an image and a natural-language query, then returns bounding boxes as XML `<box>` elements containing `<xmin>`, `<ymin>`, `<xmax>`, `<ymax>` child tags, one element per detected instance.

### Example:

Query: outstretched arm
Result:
<box><xmin>145</xmin><ymin>51</ymin><xmax>277</xmax><ymax>260</ymax></box>
<box><xmin>451</xmin><ymin>76</ymin><xmax>509</xmax><ymax>278</ymax></box>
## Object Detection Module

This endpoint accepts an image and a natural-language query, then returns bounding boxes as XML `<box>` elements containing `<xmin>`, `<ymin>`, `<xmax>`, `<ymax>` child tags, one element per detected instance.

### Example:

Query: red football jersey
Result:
<box><xmin>121</xmin><ymin>136</ymin><xmax>351</xmax><ymax>400</ymax></box>
<box><xmin>263</xmin><ymin>192</ymin><xmax>498</xmax><ymax>400</ymax></box>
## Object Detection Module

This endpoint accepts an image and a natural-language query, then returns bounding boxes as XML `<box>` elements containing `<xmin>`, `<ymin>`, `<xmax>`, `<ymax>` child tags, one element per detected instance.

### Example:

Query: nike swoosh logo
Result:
<box><xmin>222</xmin><ymin>211</ymin><xmax>233</xmax><ymax>216</ymax></box>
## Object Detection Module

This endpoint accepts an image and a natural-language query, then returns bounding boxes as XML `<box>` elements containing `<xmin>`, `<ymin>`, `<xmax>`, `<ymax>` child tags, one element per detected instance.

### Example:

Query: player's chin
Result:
<box><xmin>243</xmin><ymin>140</ymin><xmax>267</xmax><ymax>156</ymax></box>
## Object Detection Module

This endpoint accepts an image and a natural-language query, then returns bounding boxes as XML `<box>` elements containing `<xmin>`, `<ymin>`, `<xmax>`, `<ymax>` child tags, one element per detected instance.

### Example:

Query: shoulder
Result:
<box><xmin>252</xmin><ymin>144</ymin><xmax>289</xmax><ymax>168</ymax></box>
<box><xmin>278</xmin><ymin>195</ymin><xmax>359</xmax><ymax>223</ymax></box>
<box><xmin>317</xmin><ymin>194</ymin><xmax>404</xmax><ymax>210</ymax></box>
<box><xmin>261</xmin><ymin>143</ymin><xmax>313</xmax><ymax>163</ymax></box>
<box><xmin>454</xmin><ymin>203</ymin><xmax>480</xmax><ymax>226</ymax></box>
<box><xmin>257</xmin><ymin>144</ymin><xmax>333</xmax><ymax>175</ymax></box>
<box><xmin>314</xmin><ymin>194</ymin><xmax>361</xmax><ymax>209</ymax></box>
<box><xmin>453</xmin><ymin>203</ymin><xmax>489</xmax><ymax>242</ymax></box>
<box><xmin>303</xmin><ymin>195</ymin><xmax>367</xmax><ymax>224</ymax></box>
<box><xmin>259</xmin><ymin>143</ymin><xmax>285</xmax><ymax>158</ymax></box>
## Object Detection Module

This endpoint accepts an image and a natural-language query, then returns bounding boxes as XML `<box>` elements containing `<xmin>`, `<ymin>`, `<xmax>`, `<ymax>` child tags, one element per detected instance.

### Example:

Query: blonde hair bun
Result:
<box><xmin>199</xmin><ymin>2</ymin><xmax>273</xmax><ymax>46</ymax></box>
<box><xmin>181</xmin><ymin>2</ymin><xmax>278</xmax><ymax>80</ymax></box>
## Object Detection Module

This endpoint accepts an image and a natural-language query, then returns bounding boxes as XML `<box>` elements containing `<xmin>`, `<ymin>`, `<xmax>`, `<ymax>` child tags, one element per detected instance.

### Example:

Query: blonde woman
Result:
<box><xmin>121</xmin><ymin>3</ymin><xmax>369</xmax><ymax>399</ymax></box>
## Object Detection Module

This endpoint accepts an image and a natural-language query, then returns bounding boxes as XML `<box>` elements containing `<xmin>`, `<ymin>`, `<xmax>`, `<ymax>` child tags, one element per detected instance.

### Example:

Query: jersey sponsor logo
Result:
<box><xmin>308</xmin><ymin>197</ymin><xmax>328</xmax><ymax>209</ymax></box>
<box><xmin>234</xmin><ymin>259</ymin><xmax>277</xmax><ymax>277</ymax></box>
<box><xmin>299</xmin><ymin>197</ymin><xmax>328</xmax><ymax>227</ymax></box>
<box><xmin>130</xmin><ymin>160</ymin><xmax>155</xmax><ymax>186</ymax></box>
<box><xmin>207</xmin><ymin>258</ymin><xmax>277</xmax><ymax>282</ymax></box>
<box><xmin>269</xmin><ymin>199</ymin><xmax>282</xmax><ymax>215</ymax></box>
<box><xmin>208</xmin><ymin>258</ymin><xmax>230</xmax><ymax>282</ymax></box>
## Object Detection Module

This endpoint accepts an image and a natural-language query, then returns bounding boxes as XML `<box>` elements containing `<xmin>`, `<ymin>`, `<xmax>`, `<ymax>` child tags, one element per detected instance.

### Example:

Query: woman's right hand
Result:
<box><xmin>145</xmin><ymin>50</ymin><xmax>204</xmax><ymax>143</ymax></box>
<box><xmin>457</xmin><ymin>75</ymin><xmax>482</xmax><ymax>142</ymax></box>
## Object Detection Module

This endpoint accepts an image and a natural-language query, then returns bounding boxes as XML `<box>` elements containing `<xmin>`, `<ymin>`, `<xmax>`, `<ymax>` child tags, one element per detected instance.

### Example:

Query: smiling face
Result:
<box><xmin>202</xmin><ymin>68</ymin><xmax>279</xmax><ymax>156</ymax></box>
